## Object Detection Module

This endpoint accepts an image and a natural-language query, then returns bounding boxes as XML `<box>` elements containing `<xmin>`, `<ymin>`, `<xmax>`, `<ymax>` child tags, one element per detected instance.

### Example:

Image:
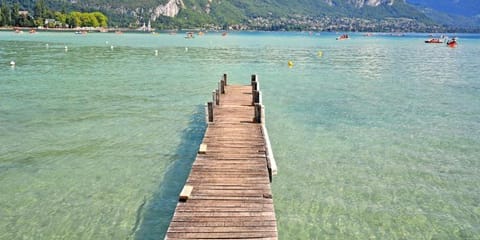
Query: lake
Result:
<box><xmin>1</xmin><ymin>31</ymin><xmax>479</xmax><ymax>239</ymax></box>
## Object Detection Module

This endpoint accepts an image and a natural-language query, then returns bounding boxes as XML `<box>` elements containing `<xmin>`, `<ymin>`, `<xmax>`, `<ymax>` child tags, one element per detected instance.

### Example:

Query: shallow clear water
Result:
<box><xmin>1</xmin><ymin>31</ymin><xmax>479</xmax><ymax>239</ymax></box>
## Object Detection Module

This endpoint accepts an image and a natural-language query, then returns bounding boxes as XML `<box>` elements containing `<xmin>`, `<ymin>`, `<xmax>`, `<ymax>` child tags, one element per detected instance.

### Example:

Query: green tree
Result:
<box><xmin>55</xmin><ymin>11</ymin><xmax>67</xmax><ymax>25</ymax></box>
<box><xmin>68</xmin><ymin>11</ymin><xmax>82</xmax><ymax>27</ymax></box>
<box><xmin>1</xmin><ymin>1</ymin><xmax>11</xmax><ymax>26</ymax></box>
<box><xmin>87</xmin><ymin>13</ymin><xmax>99</xmax><ymax>27</ymax></box>
<box><xmin>93</xmin><ymin>12</ymin><xmax>108</xmax><ymax>27</ymax></box>
<box><xmin>0</xmin><ymin>4</ymin><xmax>3</xmax><ymax>26</ymax></box>
<box><xmin>18</xmin><ymin>13</ymin><xmax>34</xmax><ymax>27</ymax></box>
<box><xmin>79</xmin><ymin>12</ymin><xmax>90</xmax><ymax>27</ymax></box>
<box><xmin>63</xmin><ymin>11</ymin><xmax>108</xmax><ymax>28</ymax></box>
<box><xmin>12</xmin><ymin>2</ymin><xmax>19</xmax><ymax>26</ymax></box>
<box><xmin>34</xmin><ymin>0</ymin><xmax>47</xmax><ymax>19</ymax></box>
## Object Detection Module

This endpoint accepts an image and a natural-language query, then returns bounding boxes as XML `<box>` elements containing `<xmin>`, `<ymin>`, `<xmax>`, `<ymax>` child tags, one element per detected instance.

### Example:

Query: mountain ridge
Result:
<box><xmin>406</xmin><ymin>0</ymin><xmax>480</xmax><ymax>29</ymax></box>
<box><xmin>406</xmin><ymin>0</ymin><xmax>480</xmax><ymax>17</ymax></box>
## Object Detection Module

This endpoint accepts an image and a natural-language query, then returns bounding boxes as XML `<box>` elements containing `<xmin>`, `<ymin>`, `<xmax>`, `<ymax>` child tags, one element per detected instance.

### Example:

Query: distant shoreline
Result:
<box><xmin>1</xmin><ymin>27</ymin><xmax>479</xmax><ymax>34</ymax></box>
<box><xmin>0</xmin><ymin>27</ymin><xmax>156</xmax><ymax>33</ymax></box>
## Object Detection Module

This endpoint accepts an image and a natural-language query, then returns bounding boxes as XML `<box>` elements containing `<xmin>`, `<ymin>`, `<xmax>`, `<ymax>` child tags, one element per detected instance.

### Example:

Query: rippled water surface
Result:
<box><xmin>1</xmin><ymin>31</ymin><xmax>479</xmax><ymax>239</ymax></box>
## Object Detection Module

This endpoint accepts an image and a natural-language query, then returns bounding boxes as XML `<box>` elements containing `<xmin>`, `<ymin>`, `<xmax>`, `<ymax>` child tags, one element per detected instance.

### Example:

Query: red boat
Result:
<box><xmin>424</xmin><ymin>38</ymin><xmax>444</xmax><ymax>43</ymax></box>
<box><xmin>447</xmin><ymin>38</ymin><xmax>458</xmax><ymax>48</ymax></box>
<box><xmin>336</xmin><ymin>34</ymin><xmax>349</xmax><ymax>40</ymax></box>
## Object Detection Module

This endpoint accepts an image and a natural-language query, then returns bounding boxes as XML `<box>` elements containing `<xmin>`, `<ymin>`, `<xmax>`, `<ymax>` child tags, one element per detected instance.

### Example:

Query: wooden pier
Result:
<box><xmin>165</xmin><ymin>74</ymin><xmax>278</xmax><ymax>239</ymax></box>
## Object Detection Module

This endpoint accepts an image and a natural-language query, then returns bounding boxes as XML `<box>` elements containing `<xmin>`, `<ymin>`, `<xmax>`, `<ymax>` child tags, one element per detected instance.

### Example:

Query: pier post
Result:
<box><xmin>251</xmin><ymin>75</ymin><xmax>259</xmax><ymax>92</ymax></box>
<box><xmin>215</xmin><ymin>89</ymin><xmax>220</xmax><ymax>105</ymax></box>
<box><xmin>220</xmin><ymin>79</ymin><xmax>225</xmax><ymax>94</ymax></box>
<box><xmin>207</xmin><ymin>102</ymin><xmax>214</xmax><ymax>122</ymax></box>
<box><xmin>223</xmin><ymin>73</ymin><xmax>228</xmax><ymax>86</ymax></box>
<box><xmin>253</xmin><ymin>90</ymin><xmax>260</xmax><ymax>105</ymax></box>
<box><xmin>253</xmin><ymin>103</ymin><xmax>265</xmax><ymax>124</ymax></box>
<box><xmin>254</xmin><ymin>103</ymin><xmax>262</xmax><ymax>123</ymax></box>
<box><xmin>251</xmin><ymin>74</ymin><xmax>257</xmax><ymax>85</ymax></box>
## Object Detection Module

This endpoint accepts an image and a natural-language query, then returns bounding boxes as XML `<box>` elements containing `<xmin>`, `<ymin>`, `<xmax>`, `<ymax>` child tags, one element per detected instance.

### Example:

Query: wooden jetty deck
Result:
<box><xmin>165</xmin><ymin>74</ymin><xmax>278</xmax><ymax>239</ymax></box>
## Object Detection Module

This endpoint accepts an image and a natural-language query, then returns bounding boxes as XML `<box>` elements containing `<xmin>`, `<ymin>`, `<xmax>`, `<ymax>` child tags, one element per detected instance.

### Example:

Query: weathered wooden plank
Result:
<box><xmin>166</xmin><ymin>231</ymin><xmax>277</xmax><ymax>239</ymax></box>
<box><xmin>190</xmin><ymin>166</ymin><xmax>268</xmax><ymax>172</ymax></box>
<box><xmin>170</xmin><ymin>216</ymin><xmax>277</xmax><ymax>222</ymax></box>
<box><xmin>186</xmin><ymin>181</ymin><xmax>270</xmax><ymax>186</ymax></box>
<box><xmin>186</xmin><ymin>178</ymin><xmax>270</xmax><ymax>184</ymax></box>
<box><xmin>191</xmin><ymin>192</ymin><xmax>271</xmax><ymax>198</ymax></box>
<box><xmin>166</xmin><ymin>238</ymin><xmax>277</xmax><ymax>240</ymax></box>
<box><xmin>169</xmin><ymin>220</ymin><xmax>277</xmax><ymax>228</ymax></box>
<box><xmin>175</xmin><ymin>206</ymin><xmax>275</xmax><ymax>212</ymax></box>
<box><xmin>196</xmin><ymin>153</ymin><xmax>267</xmax><ymax>159</ymax></box>
<box><xmin>186</xmin><ymin>196</ymin><xmax>274</xmax><ymax>201</ymax></box>
<box><xmin>190</xmin><ymin>188</ymin><xmax>272</xmax><ymax>193</ymax></box>
<box><xmin>193</xmin><ymin>160</ymin><xmax>266</xmax><ymax>165</ymax></box>
<box><xmin>206</xmin><ymin>125</ymin><xmax>259</xmax><ymax>129</ymax></box>
<box><xmin>202</xmin><ymin>141</ymin><xmax>266</xmax><ymax>146</ymax></box>
<box><xmin>202</xmin><ymin>150</ymin><xmax>266</xmax><ymax>155</ymax></box>
<box><xmin>192</xmin><ymin>173</ymin><xmax>268</xmax><ymax>179</ymax></box>
<box><xmin>190</xmin><ymin>165</ymin><xmax>268</xmax><ymax>170</ymax></box>
<box><xmin>187</xmin><ymin>174</ymin><xmax>268</xmax><ymax>180</ymax></box>
<box><xmin>192</xmin><ymin>164</ymin><xmax>267</xmax><ymax>169</ymax></box>
<box><xmin>204</xmin><ymin>132</ymin><xmax>263</xmax><ymax>138</ymax></box>
<box><xmin>186</xmin><ymin>180</ymin><xmax>270</xmax><ymax>186</ymax></box>
<box><xmin>178</xmin><ymin>199</ymin><xmax>274</xmax><ymax>206</ymax></box>
<box><xmin>200</xmin><ymin>144</ymin><xmax>266</xmax><ymax>149</ymax></box>
<box><xmin>187</xmin><ymin>173</ymin><xmax>269</xmax><ymax>178</ymax></box>
<box><xmin>167</xmin><ymin>226</ymin><xmax>277</xmax><ymax>233</ymax></box>
<box><xmin>189</xmin><ymin>167</ymin><xmax>268</xmax><ymax>172</ymax></box>
<box><xmin>193</xmin><ymin>160</ymin><xmax>266</xmax><ymax>164</ymax></box>
<box><xmin>195</xmin><ymin>156</ymin><xmax>266</xmax><ymax>161</ymax></box>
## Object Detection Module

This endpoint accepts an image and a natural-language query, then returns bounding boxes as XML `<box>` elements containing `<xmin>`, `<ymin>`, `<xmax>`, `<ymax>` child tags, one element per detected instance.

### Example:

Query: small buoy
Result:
<box><xmin>10</xmin><ymin>60</ymin><xmax>15</xmax><ymax>66</ymax></box>
<box><xmin>317</xmin><ymin>51</ymin><xmax>323</xmax><ymax>57</ymax></box>
<box><xmin>110</xmin><ymin>45</ymin><xmax>114</xmax><ymax>50</ymax></box>
<box><xmin>185</xmin><ymin>47</ymin><xmax>188</xmax><ymax>52</ymax></box>
<box><xmin>288</xmin><ymin>60</ymin><xmax>294</xmax><ymax>68</ymax></box>
<box><xmin>64</xmin><ymin>45</ymin><xmax>68</xmax><ymax>52</ymax></box>
<box><xmin>155</xmin><ymin>50</ymin><xmax>158</xmax><ymax>56</ymax></box>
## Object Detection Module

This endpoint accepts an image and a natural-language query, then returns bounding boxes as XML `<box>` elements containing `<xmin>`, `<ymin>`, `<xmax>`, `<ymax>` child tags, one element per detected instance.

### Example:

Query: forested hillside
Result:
<box><xmin>2</xmin><ymin>0</ymin><xmax>476</xmax><ymax>31</ymax></box>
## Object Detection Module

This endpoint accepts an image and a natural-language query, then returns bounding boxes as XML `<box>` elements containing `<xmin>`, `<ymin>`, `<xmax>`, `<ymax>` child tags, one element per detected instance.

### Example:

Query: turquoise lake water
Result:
<box><xmin>1</xmin><ymin>31</ymin><xmax>479</xmax><ymax>239</ymax></box>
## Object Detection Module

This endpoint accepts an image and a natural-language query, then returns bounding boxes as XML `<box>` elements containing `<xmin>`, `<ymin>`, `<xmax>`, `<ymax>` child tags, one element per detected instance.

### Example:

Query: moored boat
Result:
<box><xmin>446</xmin><ymin>37</ymin><xmax>458</xmax><ymax>48</ymax></box>
<box><xmin>425</xmin><ymin>38</ymin><xmax>443</xmax><ymax>43</ymax></box>
<box><xmin>185</xmin><ymin>32</ymin><xmax>194</xmax><ymax>39</ymax></box>
<box><xmin>336</xmin><ymin>34</ymin><xmax>349</xmax><ymax>40</ymax></box>
<box><xmin>425</xmin><ymin>35</ymin><xmax>446</xmax><ymax>43</ymax></box>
